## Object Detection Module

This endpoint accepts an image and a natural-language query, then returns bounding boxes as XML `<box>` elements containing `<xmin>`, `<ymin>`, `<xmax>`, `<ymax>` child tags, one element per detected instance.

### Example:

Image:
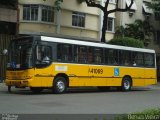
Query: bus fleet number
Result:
<box><xmin>88</xmin><ymin>68</ymin><xmax>103</xmax><ymax>74</ymax></box>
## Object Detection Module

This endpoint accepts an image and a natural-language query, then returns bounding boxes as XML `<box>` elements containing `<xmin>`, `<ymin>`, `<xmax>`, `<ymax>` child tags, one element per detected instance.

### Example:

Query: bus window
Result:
<box><xmin>78</xmin><ymin>46</ymin><xmax>87</xmax><ymax>63</ymax></box>
<box><xmin>88</xmin><ymin>47</ymin><xmax>94</xmax><ymax>63</ymax></box>
<box><xmin>94</xmin><ymin>48</ymin><xmax>103</xmax><ymax>64</ymax></box>
<box><xmin>104</xmin><ymin>49</ymin><xmax>109</xmax><ymax>64</ymax></box>
<box><xmin>132</xmin><ymin>52</ymin><xmax>143</xmax><ymax>67</ymax></box>
<box><xmin>36</xmin><ymin>45</ymin><xmax>52</xmax><ymax>66</ymax></box>
<box><xmin>144</xmin><ymin>53</ymin><xmax>154</xmax><ymax>67</ymax></box>
<box><xmin>57</xmin><ymin>44</ymin><xmax>73</xmax><ymax>62</ymax></box>
<box><xmin>119</xmin><ymin>50</ymin><xmax>131</xmax><ymax>66</ymax></box>
<box><xmin>108</xmin><ymin>49</ymin><xmax>118</xmax><ymax>65</ymax></box>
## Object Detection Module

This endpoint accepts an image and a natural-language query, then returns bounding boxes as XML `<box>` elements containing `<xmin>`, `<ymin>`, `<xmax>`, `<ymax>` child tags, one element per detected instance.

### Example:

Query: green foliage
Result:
<box><xmin>147</xmin><ymin>0</ymin><xmax>160</xmax><ymax>12</ymax></box>
<box><xmin>54</xmin><ymin>0</ymin><xmax>63</xmax><ymax>11</ymax></box>
<box><xmin>116</xmin><ymin>108</ymin><xmax>160</xmax><ymax>120</ymax></box>
<box><xmin>108</xmin><ymin>37</ymin><xmax>144</xmax><ymax>48</ymax></box>
<box><xmin>115</xmin><ymin>20</ymin><xmax>153</xmax><ymax>42</ymax></box>
<box><xmin>43</xmin><ymin>0</ymin><xmax>63</xmax><ymax>11</ymax></box>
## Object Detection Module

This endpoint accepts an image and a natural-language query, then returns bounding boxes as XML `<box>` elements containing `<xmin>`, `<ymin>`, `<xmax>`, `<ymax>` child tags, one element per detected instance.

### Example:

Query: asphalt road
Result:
<box><xmin>0</xmin><ymin>83</ymin><xmax>160</xmax><ymax>116</ymax></box>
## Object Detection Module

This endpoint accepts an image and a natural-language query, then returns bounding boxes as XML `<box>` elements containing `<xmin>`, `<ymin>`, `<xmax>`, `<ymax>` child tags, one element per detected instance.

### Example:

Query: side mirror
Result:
<box><xmin>2</xmin><ymin>49</ymin><xmax>8</xmax><ymax>55</ymax></box>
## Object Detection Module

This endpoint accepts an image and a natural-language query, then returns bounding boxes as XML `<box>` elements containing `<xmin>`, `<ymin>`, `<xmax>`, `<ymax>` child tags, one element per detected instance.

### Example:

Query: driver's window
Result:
<box><xmin>36</xmin><ymin>45</ymin><xmax>52</xmax><ymax>66</ymax></box>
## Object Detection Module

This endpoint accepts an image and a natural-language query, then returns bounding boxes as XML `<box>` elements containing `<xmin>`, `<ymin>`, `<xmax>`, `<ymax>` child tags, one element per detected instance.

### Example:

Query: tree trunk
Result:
<box><xmin>101</xmin><ymin>13</ymin><xmax>108</xmax><ymax>43</ymax></box>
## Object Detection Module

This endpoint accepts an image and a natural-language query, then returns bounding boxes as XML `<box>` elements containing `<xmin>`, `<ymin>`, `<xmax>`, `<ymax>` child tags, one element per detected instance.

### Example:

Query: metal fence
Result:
<box><xmin>0</xmin><ymin>34</ymin><xmax>15</xmax><ymax>82</ymax></box>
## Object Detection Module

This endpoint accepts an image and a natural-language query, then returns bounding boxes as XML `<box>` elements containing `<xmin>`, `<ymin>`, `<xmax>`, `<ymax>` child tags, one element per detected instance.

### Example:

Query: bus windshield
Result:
<box><xmin>7</xmin><ymin>40</ymin><xmax>34</xmax><ymax>70</ymax></box>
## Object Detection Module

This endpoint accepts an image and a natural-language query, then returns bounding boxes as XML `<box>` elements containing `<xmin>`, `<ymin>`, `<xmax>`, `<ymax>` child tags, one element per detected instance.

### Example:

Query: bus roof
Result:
<box><xmin>41</xmin><ymin>36</ymin><xmax>155</xmax><ymax>53</ymax></box>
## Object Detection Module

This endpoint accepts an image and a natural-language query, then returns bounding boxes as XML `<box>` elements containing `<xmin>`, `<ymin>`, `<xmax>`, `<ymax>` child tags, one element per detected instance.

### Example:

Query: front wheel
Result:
<box><xmin>53</xmin><ymin>77</ymin><xmax>67</xmax><ymax>94</ymax></box>
<box><xmin>121</xmin><ymin>77</ymin><xmax>132</xmax><ymax>91</ymax></box>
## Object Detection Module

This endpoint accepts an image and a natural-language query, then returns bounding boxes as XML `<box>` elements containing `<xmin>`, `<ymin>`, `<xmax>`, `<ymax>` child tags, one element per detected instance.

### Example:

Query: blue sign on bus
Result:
<box><xmin>114</xmin><ymin>68</ymin><xmax>119</xmax><ymax>76</ymax></box>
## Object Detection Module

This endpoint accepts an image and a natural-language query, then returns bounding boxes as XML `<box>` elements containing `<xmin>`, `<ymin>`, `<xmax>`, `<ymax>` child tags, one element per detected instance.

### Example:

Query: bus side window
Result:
<box><xmin>57</xmin><ymin>44</ymin><xmax>73</xmax><ymax>62</ymax></box>
<box><xmin>104</xmin><ymin>49</ymin><xmax>108</xmax><ymax>64</ymax></box>
<box><xmin>119</xmin><ymin>50</ymin><xmax>131</xmax><ymax>66</ymax></box>
<box><xmin>36</xmin><ymin>45</ymin><xmax>52</xmax><ymax>65</ymax></box>
<box><xmin>88</xmin><ymin>47</ymin><xmax>94</xmax><ymax>63</ymax></box>
<box><xmin>108</xmin><ymin>49</ymin><xmax>114</xmax><ymax>65</ymax></box>
<box><xmin>132</xmin><ymin>52</ymin><xmax>143</xmax><ymax>67</ymax></box>
<box><xmin>94</xmin><ymin>48</ymin><xmax>103</xmax><ymax>64</ymax></box>
<box><xmin>144</xmin><ymin>53</ymin><xmax>154</xmax><ymax>67</ymax></box>
<box><xmin>78</xmin><ymin>46</ymin><xmax>87</xmax><ymax>63</ymax></box>
<box><xmin>108</xmin><ymin>49</ymin><xmax>118</xmax><ymax>65</ymax></box>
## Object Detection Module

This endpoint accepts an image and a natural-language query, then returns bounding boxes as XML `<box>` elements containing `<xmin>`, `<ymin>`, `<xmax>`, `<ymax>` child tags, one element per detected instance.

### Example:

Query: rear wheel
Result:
<box><xmin>121</xmin><ymin>77</ymin><xmax>132</xmax><ymax>91</ymax></box>
<box><xmin>53</xmin><ymin>77</ymin><xmax>67</xmax><ymax>94</ymax></box>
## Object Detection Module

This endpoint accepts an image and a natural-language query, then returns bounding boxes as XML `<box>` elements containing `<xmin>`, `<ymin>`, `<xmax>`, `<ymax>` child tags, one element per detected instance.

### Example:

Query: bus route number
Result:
<box><xmin>89</xmin><ymin>68</ymin><xmax>103</xmax><ymax>74</ymax></box>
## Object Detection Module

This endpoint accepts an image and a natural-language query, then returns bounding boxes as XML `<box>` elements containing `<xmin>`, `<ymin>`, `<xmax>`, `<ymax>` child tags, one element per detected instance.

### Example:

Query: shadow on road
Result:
<box><xmin>0</xmin><ymin>86</ymin><xmax>153</xmax><ymax>95</ymax></box>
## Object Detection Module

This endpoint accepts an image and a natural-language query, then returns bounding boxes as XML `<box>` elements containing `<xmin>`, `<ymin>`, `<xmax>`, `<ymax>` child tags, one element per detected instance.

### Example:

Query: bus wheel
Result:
<box><xmin>30</xmin><ymin>87</ymin><xmax>43</xmax><ymax>94</ymax></box>
<box><xmin>53</xmin><ymin>77</ymin><xmax>67</xmax><ymax>94</ymax></box>
<box><xmin>121</xmin><ymin>77</ymin><xmax>132</xmax><ymax>91</ymax></box>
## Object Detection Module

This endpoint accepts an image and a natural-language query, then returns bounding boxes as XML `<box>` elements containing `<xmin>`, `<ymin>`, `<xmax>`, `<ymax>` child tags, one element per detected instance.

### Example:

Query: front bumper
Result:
<box><xmin>5</xmin><ymin>79</ymin><xmax>31</xmax><ymax>87</ymax></box>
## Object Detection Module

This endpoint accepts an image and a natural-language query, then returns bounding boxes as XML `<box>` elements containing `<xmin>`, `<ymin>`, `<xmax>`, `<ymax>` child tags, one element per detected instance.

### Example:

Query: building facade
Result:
<box><xmin>18</xmin><ymin>0</ymin><xmax>116</xmax><ymax>42</ymax></box>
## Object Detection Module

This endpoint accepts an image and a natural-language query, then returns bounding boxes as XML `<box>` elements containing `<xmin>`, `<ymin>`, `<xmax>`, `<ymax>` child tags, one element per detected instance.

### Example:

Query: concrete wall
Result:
<box><xmin>0</xmin><ymin>7</ymin><xmax>17</xmax><ymax>23</ymax></box>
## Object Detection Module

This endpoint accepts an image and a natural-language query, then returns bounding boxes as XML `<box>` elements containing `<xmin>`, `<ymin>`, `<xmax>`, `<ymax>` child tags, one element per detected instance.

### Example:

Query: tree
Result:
<box><xmin>83</xmin><ymin>0</ymin><xmax>134</xmax><ymax>42</ymax></box>
<box><xmin>115</xmin><ymin>20</ymin><xmax>153</xmax><ymax>45</ymax></box>
<box><xmin>147</xmin><ymin>0</ymin><xmax>160</xmax><ymax>21</ymax></box>
<box><xmin>147</xmin><ymin>0</ymin><xmax>160</xmax><ymax>13</ymax></box>
<box><xmin>47</xmin><ymin>0</ymin><xmax>134</xmax><ymax>43</ymax></box>
<box><xmin>108</xmin><ymin>37</ymin><xmax>144</xmax><ymax>48</ymax></box>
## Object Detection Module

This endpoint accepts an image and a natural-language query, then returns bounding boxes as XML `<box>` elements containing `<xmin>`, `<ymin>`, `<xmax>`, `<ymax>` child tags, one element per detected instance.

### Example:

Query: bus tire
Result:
<box><xmin>30</xmin><ymin>87</ymin><xmax>43</xmax><ymax>94</ymax></box>
<box><xmin>53</xmin><ymin>77</ymin><xmax>67</xmax><ymax>94</ymax></box>
<box><xmin>121</xmin><ymin>77</ymin><xmax>132</xmax><ymax>91</ymax></box>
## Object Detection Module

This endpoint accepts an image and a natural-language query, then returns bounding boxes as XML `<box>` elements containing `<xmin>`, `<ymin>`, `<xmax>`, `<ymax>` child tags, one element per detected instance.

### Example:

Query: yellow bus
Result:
<box><xmin>5</xmin><ymin>36</ymin><xmax>157</xmax><ymax>93</ymax></box>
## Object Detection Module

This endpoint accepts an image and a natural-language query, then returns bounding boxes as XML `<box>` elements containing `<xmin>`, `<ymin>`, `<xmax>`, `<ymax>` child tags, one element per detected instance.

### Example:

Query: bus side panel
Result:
<box><xmin>145</xmin><ymin>68</ymin><xmax>157</xmax><ymax>86</ymax></box>
<box><xmin>105</xmin><ymin>66</ymin><xmax>121</xmax><ymax>86</ymax></box>
<box><xmin>34</xmin><ymin>65</ymin><xmax>54</xmax><ymax>87</ymax></box>
<box><xmin>120</xmin><ymin>67</ymin><xmax>145</xmax><ymax>86</ymax></box>
<box><xmin>54</xmin><ymin>63</ymin><xmax>89</xmax><ymax>87</ymax></box>
<box><xmin>88</xmin><ymin>65</ymin><xmax>108</xmax><ymax>86</ymax></box>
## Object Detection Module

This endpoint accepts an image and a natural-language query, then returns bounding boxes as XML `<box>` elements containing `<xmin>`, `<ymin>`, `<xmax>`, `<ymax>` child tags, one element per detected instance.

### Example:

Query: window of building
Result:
<box><xmin>23</xmin><ymin>5</ymin><xmax>38</xmax><ymax>21</ymax></box>
<box><xmin>72</xmin><ymin>12</ymin><xmax>85</xmax><ymax>27</ymax></box>
<box><xmin>109</xmin><ymin>0</ymin><xmax>116</xmax><ymax>4</ymax></box>
<box><xmin>107</xmin><ymin>17</ymin><xmax>114</xmax><ymax>32</ymax></box>
<box><xmin>23</xmin><ymin>4</ymin><xmax>54</xmax><ymax>23</ymax></box>
<box><xmin>42</xmin><ymin>6</ymin><xmax>54</xmax><ymax>22</ymax></box>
